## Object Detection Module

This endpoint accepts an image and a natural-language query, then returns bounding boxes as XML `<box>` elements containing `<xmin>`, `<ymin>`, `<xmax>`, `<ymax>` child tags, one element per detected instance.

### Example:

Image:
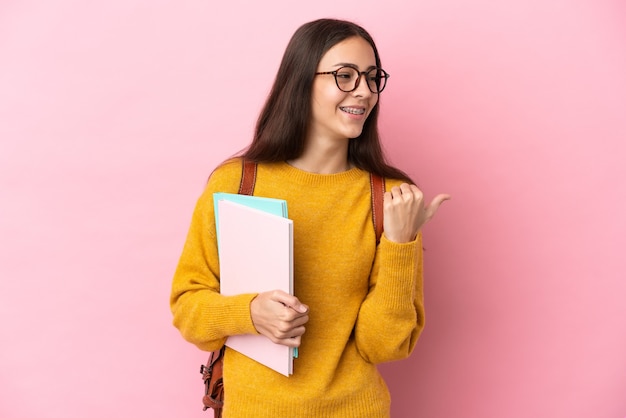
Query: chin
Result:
<box><xmin>346</xmin><ymin>130</ymin><xmax>364</xmax><ymax>139</ymax></box>
<box><xmin>340</xmin><ymin>126</ymin><xmax>365</xmax><ymax>139</ymax></box>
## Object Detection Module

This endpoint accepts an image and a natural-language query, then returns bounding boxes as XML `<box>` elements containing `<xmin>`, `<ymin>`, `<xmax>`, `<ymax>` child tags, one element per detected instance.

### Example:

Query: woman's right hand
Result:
<box><xmin>250</xmin><ymin>290</ymin><xmax>309</xmax><ymax>348</ymax></box>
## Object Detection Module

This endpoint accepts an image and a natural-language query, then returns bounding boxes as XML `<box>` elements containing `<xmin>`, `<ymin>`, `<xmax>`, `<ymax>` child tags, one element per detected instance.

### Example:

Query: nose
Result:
<box><xmin>353</xmin><ymin>73</ymin><xmax>372</xmax><ymax>97</ymax></box>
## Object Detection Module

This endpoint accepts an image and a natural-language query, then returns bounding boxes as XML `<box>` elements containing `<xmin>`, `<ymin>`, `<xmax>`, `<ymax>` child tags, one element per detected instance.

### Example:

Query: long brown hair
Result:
<box><xmin>241</xmin><ymin>18</ymin><xmax>412</xmax><ymax>182</ymax></box>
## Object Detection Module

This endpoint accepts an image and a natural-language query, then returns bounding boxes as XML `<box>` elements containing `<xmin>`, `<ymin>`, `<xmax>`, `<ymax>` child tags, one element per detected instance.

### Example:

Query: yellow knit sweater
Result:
<box><xmin>171</xmin><ymin>159</ymin><xmax>425</xmax><ymax>417</ymax></box>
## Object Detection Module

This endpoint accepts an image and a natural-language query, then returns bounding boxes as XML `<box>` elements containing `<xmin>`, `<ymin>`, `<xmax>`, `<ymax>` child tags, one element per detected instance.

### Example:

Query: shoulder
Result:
<box><xmin>206</xmin><ymin>157</ymin><xmax>244</xmax><ymax>194</ymax></box>
<box><xmin>382</xmin><ymin>177</ymin><xmax>410</xmax><ymax>190</ymax></box>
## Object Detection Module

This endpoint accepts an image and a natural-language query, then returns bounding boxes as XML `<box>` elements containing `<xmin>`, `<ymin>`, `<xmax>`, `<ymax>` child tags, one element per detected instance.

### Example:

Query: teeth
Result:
<box><xmin>340</xmin><ymin>107</ymin><xmax>365</xmax><ymax>115</ymax></box>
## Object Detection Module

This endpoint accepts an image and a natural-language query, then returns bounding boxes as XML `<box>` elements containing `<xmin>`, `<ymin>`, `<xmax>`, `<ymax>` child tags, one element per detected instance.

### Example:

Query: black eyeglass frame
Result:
<box><xmin>314</xmin><ymin>66</ymin><xmax>390</xmax><ymax>94</ymax></box>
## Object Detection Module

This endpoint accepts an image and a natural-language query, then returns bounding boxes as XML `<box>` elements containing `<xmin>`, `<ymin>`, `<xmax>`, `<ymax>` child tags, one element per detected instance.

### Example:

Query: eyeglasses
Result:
<box><xmin>315</xmin><ymin>66</ymin><xmax>390</xmax><ymax>94</ymax></box>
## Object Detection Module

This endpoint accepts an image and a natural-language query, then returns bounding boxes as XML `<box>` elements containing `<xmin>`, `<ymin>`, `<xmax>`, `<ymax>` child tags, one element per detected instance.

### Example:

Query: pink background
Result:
<box><xmin>1</xmin><ymin>1</ymin><xmax>625</xmax><ymax>417</ymax></box>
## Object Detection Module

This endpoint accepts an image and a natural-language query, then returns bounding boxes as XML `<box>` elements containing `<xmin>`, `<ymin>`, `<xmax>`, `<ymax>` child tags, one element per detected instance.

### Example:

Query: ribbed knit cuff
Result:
<box><xmin>210</xmin><ymin>293</ymin><xmax>259</xmax><ymax>336</ymax></box>
<box><xmin>375</xmin><ymin>235</ymin><xmax>419</xmax><ymax>311</ymax></box>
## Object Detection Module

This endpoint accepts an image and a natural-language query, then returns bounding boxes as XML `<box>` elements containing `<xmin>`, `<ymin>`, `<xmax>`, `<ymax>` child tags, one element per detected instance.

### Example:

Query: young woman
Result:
<box><xmin>170</xmin><ymin>18</ymin><xmax>449</xmax><ymax>417</ymax></box>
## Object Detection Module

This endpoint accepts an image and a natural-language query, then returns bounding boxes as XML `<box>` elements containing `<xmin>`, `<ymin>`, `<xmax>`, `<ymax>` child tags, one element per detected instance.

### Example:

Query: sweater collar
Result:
<box><xmin>270</xmin><ymin>161</ymin><xmax>367</xmax><ymax>186</ymax></box>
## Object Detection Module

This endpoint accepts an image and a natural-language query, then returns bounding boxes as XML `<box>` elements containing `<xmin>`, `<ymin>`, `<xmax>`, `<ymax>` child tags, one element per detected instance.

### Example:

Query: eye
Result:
<box><xmin>367</xmin><ymin>69</ymin><xmax>382</xmax><ymax>81</ymax></box>
<box><xmin>336</xmin><ymin>71</ymin><xmax>354</xmax><ymax>80</ymax></box>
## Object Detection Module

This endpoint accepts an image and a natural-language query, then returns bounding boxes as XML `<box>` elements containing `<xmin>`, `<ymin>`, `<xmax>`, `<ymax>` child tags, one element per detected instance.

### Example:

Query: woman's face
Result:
<box><xmin>309</xmin><ymin>36</ymin><xmax>379</xmax><ymax>143</ymax></box>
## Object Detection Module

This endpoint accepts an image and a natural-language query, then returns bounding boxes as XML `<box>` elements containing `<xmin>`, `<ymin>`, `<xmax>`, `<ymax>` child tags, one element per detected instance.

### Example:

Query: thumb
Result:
<box><xmin>271</xmin><ymin>291</ymin><xmax>308</xmax><ymax>313</ymax></box>
<box><xmin>425</xmin><ymin>194</ymin><xmax>451</xmax><ymax>220</ymax></box>
<box><xmin>291</xmin><ymin>302</ymin><xmax>309</xmax><ymax>314</ymax></box>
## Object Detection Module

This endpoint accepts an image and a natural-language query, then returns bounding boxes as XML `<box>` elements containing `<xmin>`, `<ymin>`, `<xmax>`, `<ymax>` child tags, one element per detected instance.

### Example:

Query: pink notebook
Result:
<box><xmin>216</xmin><ymin>199</ymin><xmax>294</xmax><ymax>376</ymax></box>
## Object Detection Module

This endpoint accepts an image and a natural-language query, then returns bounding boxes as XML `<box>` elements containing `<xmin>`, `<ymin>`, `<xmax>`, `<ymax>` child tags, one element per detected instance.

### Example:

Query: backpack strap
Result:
<box><xmin>239</xmin><ymin>159</ymin><xmax>385</xmax><ymax>243</ymax></box>
<box><xmin>200</xmin><ymin>347</ymin><xmax>224</xmax><ymax>413</ymax></box>
<box><xmin>370</xmin><ymin>173</ymin><xmax>385</xmax><ymax>244</ymax></box>
<box><xmin>239</xmin><ymin>158</ymin><xmax>257</xmax><ymax>195</ymax></box>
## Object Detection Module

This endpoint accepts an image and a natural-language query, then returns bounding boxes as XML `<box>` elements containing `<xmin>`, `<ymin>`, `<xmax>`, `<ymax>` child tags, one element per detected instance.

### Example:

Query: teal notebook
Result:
<box><xmin>213</xmin><ymin>192</ymin><xmax>289</xmax><ymax>249</ymax></box>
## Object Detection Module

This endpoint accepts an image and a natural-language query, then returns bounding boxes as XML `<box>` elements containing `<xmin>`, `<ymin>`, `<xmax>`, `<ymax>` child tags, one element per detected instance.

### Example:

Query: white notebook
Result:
<box><xmin>215</xmin><ymin>197</ymin><xmax>294</xmax><ymax>376</ymax></box>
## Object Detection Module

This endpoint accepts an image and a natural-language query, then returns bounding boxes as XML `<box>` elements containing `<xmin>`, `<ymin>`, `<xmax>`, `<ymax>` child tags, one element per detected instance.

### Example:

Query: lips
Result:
<box><xmin>339</xmin><ymin>106</ymin><xmax>365</xmax><ymax>115</ymax></box>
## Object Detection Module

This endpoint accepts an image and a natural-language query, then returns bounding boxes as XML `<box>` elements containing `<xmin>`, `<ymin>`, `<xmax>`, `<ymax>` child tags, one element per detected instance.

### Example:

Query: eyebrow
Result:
<box><xmin>332</xmin><ymin>62</ymin><xmax>378</xmax><ymax>71</ymax></box>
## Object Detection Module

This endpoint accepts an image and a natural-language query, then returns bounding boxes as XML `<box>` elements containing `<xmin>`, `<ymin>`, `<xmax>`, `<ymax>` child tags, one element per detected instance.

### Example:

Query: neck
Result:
<box><xmin>288</xmin><ymin>140</ymin><xmax>351</xmax><ymax>174</ymax></box>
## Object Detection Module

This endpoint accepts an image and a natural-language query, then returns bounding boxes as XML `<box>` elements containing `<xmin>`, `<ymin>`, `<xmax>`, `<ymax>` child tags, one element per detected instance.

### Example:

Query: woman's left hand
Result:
<box><xmin>383</xmin><ymin>183</ymin><xmax>450</xmax><ymax>243</ymax></box>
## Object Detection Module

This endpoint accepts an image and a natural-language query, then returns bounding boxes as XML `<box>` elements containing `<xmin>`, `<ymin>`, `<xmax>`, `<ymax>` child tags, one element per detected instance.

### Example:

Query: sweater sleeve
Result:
<box><xmin>353</xmin><ymin>232</ymin><xmax>425</xmax><ymax>364</ymax></box>
<box><xmin>169</xmin><ymin>161</ymin><xmax>259</xmax><ymax>352</ymax></box>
